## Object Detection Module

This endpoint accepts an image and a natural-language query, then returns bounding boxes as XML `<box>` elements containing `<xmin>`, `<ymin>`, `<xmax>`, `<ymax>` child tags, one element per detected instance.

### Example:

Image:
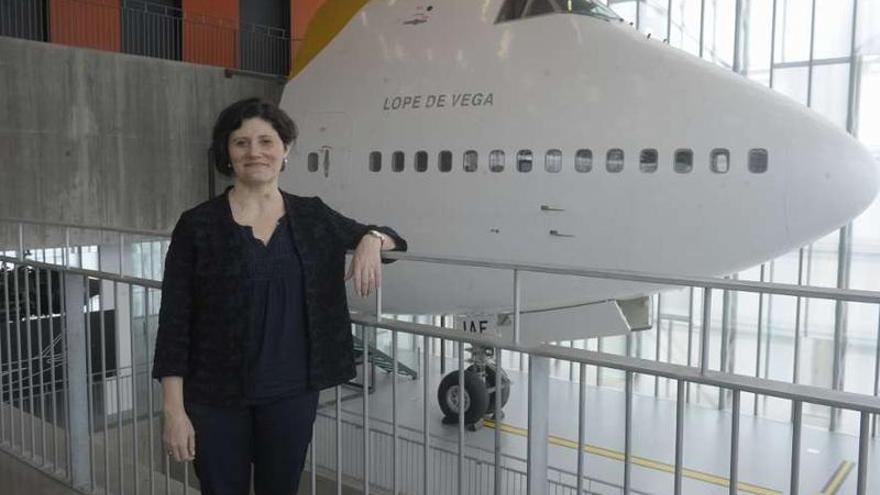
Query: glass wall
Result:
<box><xmin>603</xmin><ymin>0</ymin><xmax>880</xmax><ymax>432</ymax></box>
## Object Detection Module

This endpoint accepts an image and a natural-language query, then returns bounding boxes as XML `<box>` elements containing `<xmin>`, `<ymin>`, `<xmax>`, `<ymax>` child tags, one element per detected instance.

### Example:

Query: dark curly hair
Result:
<box><xmin>210</xmin><ymin>98</ymin><xmax>298</xmax><ymax>177</ymax></box>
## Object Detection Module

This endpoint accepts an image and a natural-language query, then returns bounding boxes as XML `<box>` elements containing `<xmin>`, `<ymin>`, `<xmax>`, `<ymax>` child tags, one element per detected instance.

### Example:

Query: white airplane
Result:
<box><xmin>278</xmin><ymin>0</ymin><xmax>878</xmax><ymax>343</ymax></box>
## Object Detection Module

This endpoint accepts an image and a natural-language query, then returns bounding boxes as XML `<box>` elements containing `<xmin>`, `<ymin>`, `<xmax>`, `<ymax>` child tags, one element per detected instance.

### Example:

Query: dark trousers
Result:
<box><xmin>185</xmin><ymin>391</ymin><xmax>320</xmax><ymax>495</ymax></box>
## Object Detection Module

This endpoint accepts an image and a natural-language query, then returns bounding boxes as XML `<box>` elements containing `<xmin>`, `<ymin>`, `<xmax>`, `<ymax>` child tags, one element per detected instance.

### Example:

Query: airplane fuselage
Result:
<box><xmin>280</xmin><ymin>0</ymin><xmax>877</xmax><ymax>315</ymax></box>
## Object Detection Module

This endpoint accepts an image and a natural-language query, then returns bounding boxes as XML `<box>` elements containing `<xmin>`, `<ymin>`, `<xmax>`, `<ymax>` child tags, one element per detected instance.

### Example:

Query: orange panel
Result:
<box><xmin>49</xmin><ymin>0</ymin><xmax>120</xmax><ymax>52</ymax></box>
<box><xmin>182</xmin><ymin>0</ymin><xmax>239</xmax><ymax>68</ymax></box>
<box><xmin>291</xmin><ymin>0</ymin><xmax>326</xmax><ymax>61</ymax></box>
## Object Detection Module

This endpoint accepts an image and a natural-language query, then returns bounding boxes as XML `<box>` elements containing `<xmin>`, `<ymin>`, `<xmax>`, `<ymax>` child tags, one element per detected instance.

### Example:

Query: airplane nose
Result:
<box><xmin>784</xmin><ymin>108</ymin><xmax>879</xmax><ymax>245</ymax></box>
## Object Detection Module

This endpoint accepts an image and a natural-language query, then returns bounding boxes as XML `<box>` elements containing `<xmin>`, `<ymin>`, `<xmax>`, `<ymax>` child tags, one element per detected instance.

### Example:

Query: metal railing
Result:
<box><xmin>1</xmin><ymin>0</ymin><xmax>291</xmax><ymax>76</ymax></box>
<box><xmin>121</xmin><ymin>0</ymin><xmax>182</xmax><ymax>62</ymax></box>
<box><xmin>2</xmin><ymin>217</ymin><xmax>880</xmax><ymax>495</ymax></box>
<box><xmin>0</xmin><ymin>0</ymin><xmax>48</xmax><ymax>42</ymax></box>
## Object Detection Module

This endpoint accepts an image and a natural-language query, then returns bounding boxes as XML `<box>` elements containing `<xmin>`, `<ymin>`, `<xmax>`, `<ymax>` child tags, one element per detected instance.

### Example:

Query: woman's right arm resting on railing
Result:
<box><xmin>151</xmin><ymin>212</ymin><xmax>197</xmax><ymax>462</ymax></box>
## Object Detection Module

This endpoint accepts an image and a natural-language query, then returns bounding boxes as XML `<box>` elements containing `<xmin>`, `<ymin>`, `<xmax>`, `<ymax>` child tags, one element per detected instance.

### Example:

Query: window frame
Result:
<box><xmin>575</xmin><ymin>149</ymin><xmax>593</xmax><ymax>173</ymax></box>
<box><xmin>308</xmin><ymin>152</ymin><xmax>320</xmax><ymax>172</ymax></box>
<box><xmin>674</xmin><ymin>149</ymin><xmax>694</xmax><ymax>174</ymax></box>
<box><xmin>369</xmin><ymin>151</ymin><xmax>382</xmax><ymax>172</ymax></box>
<box><xmin>463</xmin><ymin>150</ymin><xmax>479</xmax><ymax>172</ymax></box>
<box><xmin>710</xmin><ymin>148</ymin><xmax>730</xmax><ymax>174</ymax></box>
<box><xmin>517</xmin><ymin>149</ymin><xmax>533</xmax><ymax>173</ymax></box>
<box><xmin>606</xmin><ymin>148</ymin><xmax>624</xmax><ymax>173</ymax></box>
<box><xmin>392</xmin><ymin>151</ymin><xmax>405</xmax><ymax>172</ymax></box>
<box><xmin>415</xmin><ymin>151</ymin><xmax>428</xmax><ymax>172</ymax></box>
<box><xmin>545</xmin><ymin>149</ymin><xmax>563</xmax><ymax>173</ymax></box>
<box><xmin>639</xmin><ymin>148</ymin><xmax>658</xmax><ymax>173</ymax></box>
<box><xmin>438</xmin><ymin>150</ymin><xmax>453</xmax><ymax>173</ymax></box>
<box><xmin>489</xmin><ymin>150</ymin><xmax>505</xmax><ymax>172</ymax></box>
<box><xmin>748</xmin><ymin>148</ymin><xmax>768</xmax><ymax>174</ymax></box>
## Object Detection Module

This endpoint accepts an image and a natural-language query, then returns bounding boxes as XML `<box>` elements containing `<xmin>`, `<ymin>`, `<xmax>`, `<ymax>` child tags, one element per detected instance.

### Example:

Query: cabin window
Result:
<box><xmin>369</xmin><ymin>151</ymin><xmax>382</xmax><ymax>172</ymax></box>
<box><xmin>438</xmin><ymin>150</ymin><xmax>452</xmax><ymax>172</ymax></box>
<box><xmin>606</xmin><ymin>149</ymin><xmax>624</xmax><ymax>173</ymax></box>
<box><xmin>517</xmin><ymin>150</ymin><xmax>533</xmax><ymax>172</ymax></box>
<box><xmin>545</xmin><ymin>149</ymin><xmax>562</xmax><ymax>173</ymax></box>
<box><xmin>639</xmin><ymin>149</ymin><xmax>658</xmax><ymax>173</ymax></box>
<box><xmin>392</xmin><ymin>151</ymin><xmax>405</xmax><ymax>172</ymax></box>
<box><xmin>464</xmin><ymin>150</ymin><xmax>479</xmax><ymax>172</ymax></box>
<box><xmin>749</xmin><ymin>148</ymin><xmax>768</xmax><ymax>173</ymax></box>
<box><xmin>674</xmin><ymin>149</ymin><xmax>693</xmax><ymax>173</ymax></box>
<box><xmin>308</xmin><ymin>152</ymin><xmax>319</xmax><ymax>172</ymax></box>
<box><xmin>711</xmin><ymin>149</ymin><xmax>730</xmax><ymax>173</ymax></box>
<box><xmin>575</xmin><ymin>149</ymin><xmax>592</xmax><ymax>173</ymax></box>
<box><xmin>415</xmin><ymin>151</ymin><xmax>428</xmax><ymax>172</ymax></box>
<box><xmin>489</xmin><ymin>150</ymin><xmax>505</xmax><ymax>172</ymax></box>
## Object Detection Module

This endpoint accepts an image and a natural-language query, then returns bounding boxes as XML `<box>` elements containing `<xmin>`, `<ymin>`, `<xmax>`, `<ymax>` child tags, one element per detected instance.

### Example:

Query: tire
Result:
<box><xmin>437</xmin><ymin>370</ymin><xmax>489</xmax><ymax>425</ymax></box>
<box><xmin>468</xmin><ymin>363</ymin><xmax>511</xmax><ymax>413</ymax></box>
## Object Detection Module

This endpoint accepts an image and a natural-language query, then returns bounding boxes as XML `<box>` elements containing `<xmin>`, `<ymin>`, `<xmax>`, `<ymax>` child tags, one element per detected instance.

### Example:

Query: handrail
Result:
<box><xmin>6</xmin><ymin>251</ymin><xmax>877</xmax><ymax>413</ymax></box>
<box><xmin>0</xmin><ymin>256</ymin><xmax>162</xmax><ymax>289</ymax></box>
<box><xmin>376</xmin><ymin>251</ymin><xmax>880</xmax><ymax>303</ymax></box>
<box><xmin>4</xmin><ymin>217</ymin><xmax>880</xmax><ymax>304</ymax></box>
<box><xmin>0</xmin><ymin>217</ymin><xmax>169</xmax><ymax>238</ymax></box>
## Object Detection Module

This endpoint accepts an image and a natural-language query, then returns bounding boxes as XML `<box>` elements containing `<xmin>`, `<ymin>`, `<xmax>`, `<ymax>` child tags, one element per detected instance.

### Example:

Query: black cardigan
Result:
<box><xmin>151</xmin><ymin>190</ymin><xmax>407</xmax><ymax>406</ymax></box>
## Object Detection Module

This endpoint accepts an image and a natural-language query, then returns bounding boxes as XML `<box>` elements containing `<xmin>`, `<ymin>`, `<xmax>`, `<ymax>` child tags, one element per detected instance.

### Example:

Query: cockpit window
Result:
<box><xmin>527</xmin><ymin>0</ymin><xmax>555</xmax><ymax>16</ymax></box>
<box><xmin>497</xmin><ymin>0</ymin><xmax>620</xmax><ymax>23</ymax></box>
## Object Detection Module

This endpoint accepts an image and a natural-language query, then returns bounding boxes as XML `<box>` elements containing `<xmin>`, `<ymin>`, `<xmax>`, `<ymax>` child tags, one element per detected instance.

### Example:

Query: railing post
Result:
<box><xmin>63</xmin><ymin>272</ymin><xmax>91</xmax><ymax>490</ymax></box>
<box><xmin>729</xmin><ymin>389</ymin><xmax>741</xmax><ymax>495</ymax></box>
<box><xmin>422</xmin><ymin>334</ymin><xmax>432</xmax><ymax>495</ymax></box>
<box><xmin>700</xmin><ymin>288</ymin><xmax>712</xmax><ymax>375</ymax></box>
<box><xmin>674</xmin><ymin>380</ymin><xmax>685</xmax><ymax>495</ymax></box>
<box><xmin>686</xmin><ymin>287</ymin><xmax>694</xmax><ymax>402</ymax></box>
<box><xmin>624</xmin><ymin>371</ymin><xmax>633</xmax><ymax>495</ymax></box>
<box><xmin>720</xmin><ymin>278</ymin><xmax>733</xmax><ymax>409</ymax></box>
<box><xmin>790</xmin><ymin>400</ymin><xmax>802</xmax><ymax>495</ymax></box>
<box><xmin>856</xmin><ymin>411</ymin><xmax>869</xmax><ymax>495</ymax></box>
<box><xmin>576</xmin><ymin>362</ymin><xmax>586</xmax><ymax>495</ymax></box>
<box><xmin>527</xmin><ymin>355</ymin><xmax>549</xmax><ymax>495</ymax></box>
<box><xmin>873</xmin><ymin>310</ymin><xmax>880</xmax><ymax>437</ymax></box>
<box><xmin>494</xmin><ymin>346</ymin><xmax>503</xmax><ymax>495</ymax></box>
<box><xmin>513</xmin><ymin>269</ymin><xmax>521</xmax><ymax>346</ymax></box>
<box><xmin>754</xmin><ymin>265</ymin><xmax>766</xmax><ymax>415</ymax></box>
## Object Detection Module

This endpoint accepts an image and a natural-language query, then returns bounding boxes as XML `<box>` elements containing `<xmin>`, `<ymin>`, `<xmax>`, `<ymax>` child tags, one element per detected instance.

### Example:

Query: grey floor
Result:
<box><xmin>0</xmin><ymin>445</ymin><xmax>356</xmax><ymax>495</ymax></box>
<box><xmin>325</xmin><ymin>352</ymin><xmax>880</xmax><ymax>495</ymax></box>
<box><xmin>2</xmin><ymin>353</ymin><xmax>878</xmax><ymax>495</ymax></box>
<box><xmin>0</xmin><ymin>449</ymin><xmax>80</xmax><ymax>495</ymax></box>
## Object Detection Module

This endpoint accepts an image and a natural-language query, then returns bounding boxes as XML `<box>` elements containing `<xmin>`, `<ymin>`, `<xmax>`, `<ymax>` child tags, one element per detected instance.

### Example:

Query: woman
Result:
<box><xmin>151</xmin><ymin>98</ymin><xmax>406</xmax><ymax>495</ymax></box>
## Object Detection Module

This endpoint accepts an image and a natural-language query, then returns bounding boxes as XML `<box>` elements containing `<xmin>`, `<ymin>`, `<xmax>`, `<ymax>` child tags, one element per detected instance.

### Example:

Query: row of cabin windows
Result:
<box><xmin>308</xmin><ymin>148</ymin><xmax>769</xmax><ymax>174</ymax></box>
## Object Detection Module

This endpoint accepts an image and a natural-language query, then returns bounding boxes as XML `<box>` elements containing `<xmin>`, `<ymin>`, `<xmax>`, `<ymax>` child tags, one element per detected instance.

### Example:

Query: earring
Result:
<box><xmin>282</xmin><ymin>158</ymin><xmax>288</xmax><ymax>171</ymax></box>
<box><xmin>227</xmin><ymin>163</ymin><xmax>233</xmax><ymax>170</ymax></box>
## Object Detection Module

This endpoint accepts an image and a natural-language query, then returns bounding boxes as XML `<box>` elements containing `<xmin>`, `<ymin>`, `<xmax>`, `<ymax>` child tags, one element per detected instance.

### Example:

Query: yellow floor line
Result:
<box><xmin>819</xmin><ymin>460</ymin><xmax>854</xmax><ymax>495</ymax></box>
<box><xmin>482</xmin><ymin>419</ymin><xmax>782</xmax><ymax>495</ymax></box>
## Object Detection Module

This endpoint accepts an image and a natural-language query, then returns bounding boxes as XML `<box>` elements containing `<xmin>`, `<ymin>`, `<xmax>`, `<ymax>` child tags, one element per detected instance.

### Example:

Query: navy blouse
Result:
<box><xmin>238</xmin><ymin>215</ymin><xmax>310</xmax><ymax>402</ymax></box>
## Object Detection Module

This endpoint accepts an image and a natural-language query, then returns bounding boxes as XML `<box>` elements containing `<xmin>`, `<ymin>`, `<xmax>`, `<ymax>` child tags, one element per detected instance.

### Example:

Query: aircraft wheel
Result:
<box><xmin>438</xmin><ymin>370</ymin><xmax>489</xmax><ymax>425</ymax></box>
<box><xmin>485</xmin><ymin>364</ymin><xmax>511</xmax><ymax>412</ymax></box>
<box><xmin>468</xmin><ymin>363</ymin><xmax>510</xmax><ymax>414</ymax></box>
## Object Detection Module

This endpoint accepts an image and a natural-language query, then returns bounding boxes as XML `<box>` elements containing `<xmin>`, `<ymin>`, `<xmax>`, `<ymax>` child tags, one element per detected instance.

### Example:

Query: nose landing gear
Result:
<box><xmin>437</xmin><ymin>346</ymin><xmax>511</xmax><ymax>431</ymax></box>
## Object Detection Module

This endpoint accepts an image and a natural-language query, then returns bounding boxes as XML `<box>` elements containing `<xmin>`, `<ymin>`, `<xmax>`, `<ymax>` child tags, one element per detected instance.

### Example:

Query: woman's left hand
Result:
<box><xmin>345</xmin><ymin>235</ymin><xmax>383</xmax><ymax>297</ymax></box>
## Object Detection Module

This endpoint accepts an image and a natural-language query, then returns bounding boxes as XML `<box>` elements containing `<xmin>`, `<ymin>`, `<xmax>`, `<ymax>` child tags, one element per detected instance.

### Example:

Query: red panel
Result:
<box><xmin>49</xmin><ymin>0</ymin><xmax>120</xmax><ymax>52</ymax></box>
<box><xmin>182</xmin><ymin>0</ymin><xmax>239</xmax><ymax>68</ymax></box>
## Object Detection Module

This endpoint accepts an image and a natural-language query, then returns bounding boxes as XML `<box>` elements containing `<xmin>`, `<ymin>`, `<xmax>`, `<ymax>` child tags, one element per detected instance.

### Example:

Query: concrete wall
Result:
<box><xmin>0</xmin><ymin>36</ymin><xmax>283</xmax><ymax>237</ymax></box>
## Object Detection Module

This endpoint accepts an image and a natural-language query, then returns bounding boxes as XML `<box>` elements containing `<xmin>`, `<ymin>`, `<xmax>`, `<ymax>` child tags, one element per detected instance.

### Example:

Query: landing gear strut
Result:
<box><xmin>437</xmin><ymin>346</ymin><xmax>511</xmax><ymax>430</ymax></box>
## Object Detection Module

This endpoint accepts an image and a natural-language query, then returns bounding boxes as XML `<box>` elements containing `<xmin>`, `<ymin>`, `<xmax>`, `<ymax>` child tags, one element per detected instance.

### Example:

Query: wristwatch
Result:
<box><xmin>367</xmin><ymin>229</ymin><xmax>387</xmax><ymax>247</ymax></box>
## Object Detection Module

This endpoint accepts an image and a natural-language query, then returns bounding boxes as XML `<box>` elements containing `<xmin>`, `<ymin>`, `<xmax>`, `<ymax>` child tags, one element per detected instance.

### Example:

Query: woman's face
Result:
<box><xmin>227</xmin><ymin>117</ymin><xmax>289</xmax><ymax>185</ymax></box>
